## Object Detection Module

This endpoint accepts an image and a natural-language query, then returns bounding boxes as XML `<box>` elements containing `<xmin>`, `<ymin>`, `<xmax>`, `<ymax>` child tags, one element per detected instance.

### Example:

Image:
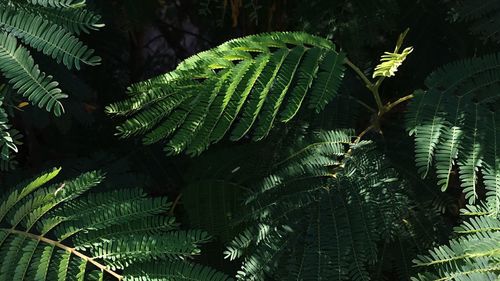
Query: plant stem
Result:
<box><xmin>169</xmin><ymin>193</ymin><xmax>183</xmax><ymax>215</ymax></box>
<box><xmin>355</xmin><ymin>125</ymin><xmax>375</xmax><ymax>143</ymax></box>
<box><xmin>344</xmin><ymin>58</ymin><xmax>373</xmax><ymax>88</ymax></box>
<box><xmin>344</xmin><ymin>58</ymin><xmax>385</xmax><ymax>111</ymax></box>
<box><xmin>4</xmin><ymin>228</ymin><xmax>124</xmax><ymax>280</ymax></box>
<box><xmin>348</xmin><ymin>96</ymin><xmax>376</xmax><ymax>112</ymax></box>
<box><xmin>371</xmin><ymin>85</ymin><xmax>384</xmax><ymax>111</ymax></box>
<box><xmin>385</xmin><ymin>93</ymin><xmax>414</xmax><ymax>112</ymax></box>
<box><xmin>344</xmin><ymin>58</ymin><xmax>415</xmax><ymax>143</ymax></box>
<box><xmin>372</xmin><ymin>78</ymin><xmax>386</xmax><ymax>110</ymax></box>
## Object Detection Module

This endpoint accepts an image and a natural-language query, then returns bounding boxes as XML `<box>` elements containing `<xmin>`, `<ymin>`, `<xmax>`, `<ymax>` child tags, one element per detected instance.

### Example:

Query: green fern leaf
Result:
<box><xmin>0</xmin><ymin>0</ymin><xmax>102</xmax><ymax>162</ymax></box>
<box><xmin>226</xmin><ymin>129</ymin><xmax>412</xmax><ymax>280</ymax></box>
<box><xmin>405</xmin><ymin>53</ymin><xmax>500</xmax><ymax>214</ymax></box>
<box><xmin>19</xmin><ymin>4</ymin><xmax>103</xmax><ymax>34</ymax></box>
<box><xmin>0</xmin><ymin>32</ymin><xmax>66</xmax><ymax>115</ymax></box>
<box><xmin>413</xmin><ymin>205</ymin><xmax>500</xmax><ymax>281</ymax></box>
<box><xmin>0</xmin><ymin>168</ymin><xmax>233</xmax><ymax>281</ymax></box>
<box><xmin>28</xmin><ymin>0</ymin><xmax>84</xmax><ymax>8</ymax></box>
<box><xmin>107</xmin><ymin>32</ymin><xmax>346</xmax><ymax>156</ymax></box>
<box><xmin>0</xmin><ymin>8</ymin><xmax>100</xmax><ymax>70</ymax></box>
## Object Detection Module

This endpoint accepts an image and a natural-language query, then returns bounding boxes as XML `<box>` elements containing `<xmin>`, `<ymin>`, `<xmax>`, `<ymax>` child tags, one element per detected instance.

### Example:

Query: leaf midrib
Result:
<box><xmin>1</xmin><ymin>228</ymin><xmax>124</xmax><ymax>280</ymax></box>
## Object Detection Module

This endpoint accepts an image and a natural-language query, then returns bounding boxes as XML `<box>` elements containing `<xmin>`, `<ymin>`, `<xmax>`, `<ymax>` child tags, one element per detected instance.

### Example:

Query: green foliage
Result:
<box><xmin>0</xmin><ymin>168</ymin><xmax>233</xmax><ymax>281</ymax></box>
<box><xmin>449</xmin><ymin>0</ymin><xmax>500</xmax><ymax>43</ymax></box>
<box><xmin>405</xmin><ymin>53</ymin><xmax>500</xmax><ymax>214</ymax></box>
<box><xmin>372</xmin><ymin>46</ymin><xmax>413</xmax><ymax>78</ymax></box>
<box><xmin>182</xmin><ymin>122</ymin><xmax>312</xmax><ymax>241</ymax></box>
<box><xmin>412</xmin><ymin>204</ymin><xmax>500</xmax><ymax>280</ymax></box>
<box><xmin>372</xmin><ymin>29</ymin><xmax>413</xmax><ymax>78</ymax></box>
<box><xmin>0</xmin><ymin>88</ymin><xmax>21</xmax><ymax>170</ymax></box>
<box><xmin>0</xmin><ymin>31</ymin><xmax>66</xmax><ymax>116</ymax></box>
<box><xmin>182</xmin><ymin>144</ymin><xmax>261</xmax><ymax>240</ymax></box>
<box><xmin>4</xmin><ymin>1</ymin><xmax>500</xmax><ymax>280</ymax></box>
<box><xmin>106</xmin><ymin>32</ymin><xmax>346</xmax><ymax>156</ymax></box>
<box><xmin>0</xmin><ymin>0</ymin><xmax>102</xmax><ymax>115</ymax></box>
<box><xmin>223</xmin><ymin>129</ymin><xmax>418</xmax><ymax>280</ymax></box>
<box><xmin>0</xmin><ymin>0</ymin><xmax>102</xmax><ymax>164</ymax></box>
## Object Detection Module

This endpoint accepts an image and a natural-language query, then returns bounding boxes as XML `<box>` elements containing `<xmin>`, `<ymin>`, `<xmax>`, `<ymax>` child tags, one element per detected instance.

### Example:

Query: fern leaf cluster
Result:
<box><xmin>106</xmin><ymin>32</ymin><xmax>346</xmax><ymax>156</ymax></box>
<box><xmin>0</xmin><ymin>87</ymin><xmax>20</xmax><ymax>168</ymax></box>
<box><xmin>412</xmin><ymin>204</ymin><xmax>500</xmax><ymax>280</ymax></box>
<box><xmin>0</xmin><ymin>167</ymin><xmax>232</xmax><ymax>281</ymax></box>
<box><xmin>0</xmin><ymin>0</ymin><xmax>102</xmax><ymax>116</ymax></box>
<box><xmin>223</xmin><ymin>129</ymin><xmax>412</xmax><ymax>280</ymax></box>
<box><xmin>450</xmin><ymin>0</ymin><xmax>500</xmax><ymax>43</ymax></box>
<box><xmin>405</xmin><ymin>53</ymin><xmax>500</xmax><ymax>214</ymax></box>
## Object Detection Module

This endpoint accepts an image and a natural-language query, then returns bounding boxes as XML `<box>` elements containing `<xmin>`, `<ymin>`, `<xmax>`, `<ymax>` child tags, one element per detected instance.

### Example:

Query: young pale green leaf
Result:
<box><xmin>373</xmin><ymin>46</ymin><xmax>413</xmax><ymax>78</ymax></box>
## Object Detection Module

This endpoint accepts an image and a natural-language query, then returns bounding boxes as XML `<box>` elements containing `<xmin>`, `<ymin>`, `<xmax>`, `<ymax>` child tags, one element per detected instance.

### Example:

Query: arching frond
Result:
<box><xmin>0</xmin><ymin>32</ymin><xmax>66</xmax><ymax>115</ymax></box>
<box><xmin>0</xmin><ymin>168</ymin><xmax>233</xmax><ymax>281</ymax></box>
<box><xmin>405</xmin><ymin>53</ymin><xmax>500</xmax><ymax>214</ymax></box>
<box><xmin>106</xmin><ymin>32</ymin><xmax>346</xmax><ymax>156</ymax></box>
<box><xmin>225</xmin><ymin>129</ymin><xmax>415</xmax><ymax>280</ymax></box>
<box><xmin>0</xmin><ymin>0</ymin><xmax>102</xmax><ymax>161</ymax></box>
<box><xmin>0</xmin><ymin>7</ymin><xmax>100</xmax><ymax>70</ymax></box>
<box><xmin>31</xmin><ymin>6</ymin><xmax>103</xmax><ymax>34</ymax></box>
<box><xmin>413</xmin><ymin>204</ymin><xmax>500</xmax><ymax>281</ymax></box>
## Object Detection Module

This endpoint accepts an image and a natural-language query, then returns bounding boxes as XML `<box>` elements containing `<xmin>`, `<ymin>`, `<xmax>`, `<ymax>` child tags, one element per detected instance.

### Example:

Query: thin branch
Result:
<box><xmin>5</xmin><ymin>228</ymin><xmax>123</xmax><ymax>280</ymax></box>
<box><xmin>169</xmin><ymin>193</ymin><xmax>183</xmax><ymax>215</ymax></box>
<box><xmin>385</xmin><ymin>93</ymin><xmax>415</xmax><ymax>111</ymax></box>
<box><xmin>355</xmin><ymin>125</ymin><xmax>375</xmax><ymax>143</ymax></box>
<box><xmin>274</xmin><ymin>141</ymin><xmax>352</xmax><ymax>167</ymax></box>
<box><xmin>372</xmin><ymin>85</ymin><xmax>384</xmax><ymax>111</ymax></box>
<box><xmin>348</xmin><ymin>96</ymin><xmax>376</xmax><ymax>113</ymax></box>
<box><xmin>344</xmin><ymin>58</ymin><xmax>384</xmax><ymax>111</ymax></box>
<box><xmin>372</xmin><ymin>78</ymin><xmax>386</xmax><ymax>110</ymax></box>
<box><xmin>344</xmin><ymin>58</ymin><xmax>374</xmax><ymax>88</ymax></box>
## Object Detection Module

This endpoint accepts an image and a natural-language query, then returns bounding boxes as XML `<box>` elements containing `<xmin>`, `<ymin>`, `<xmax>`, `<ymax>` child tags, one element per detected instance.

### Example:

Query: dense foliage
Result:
<box><xmin>0</xmin><ymin>0</ymin><xmax>499</xmax><ymax>280</ymax></box>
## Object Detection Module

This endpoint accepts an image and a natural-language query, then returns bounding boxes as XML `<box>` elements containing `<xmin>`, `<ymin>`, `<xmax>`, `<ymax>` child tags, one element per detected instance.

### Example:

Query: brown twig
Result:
<box><xmin>169</xmin><ymin>193</ymin><xmax>183</xmax><ymax>215</ymax></box>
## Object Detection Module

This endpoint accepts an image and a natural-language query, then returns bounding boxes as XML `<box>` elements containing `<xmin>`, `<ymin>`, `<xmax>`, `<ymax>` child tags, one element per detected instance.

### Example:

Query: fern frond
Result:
<box><xmin>0</xmin><ymin>0</ymin><xmax>102</xmax><ymax>161</ymax></box>
<box><xmin>27</xmin><ymin>0</ymin><xmax>84</xmax><ymax>8</ymax></box>
<box><xmin>107</xmin><ymin>32</ymin><xmax>347</xmax><ymax>156</ymax></box>
<box><xmin>0</xmin><ymin>168</ymin><xmax>233</xmax><ymax>281</ymax></box>
<box><xmin>0</xmin><ymin>32</ymin><xmax>66</xmax><ymax>115</ymax></box>
<box><xmin>412</xmin><ymin>205</ymin><xmax>500</xmax><ymax>281</ymax></box>
<box><xmin>0</xmin><ymin>8</ymin><xmax>100</xmax><ymax>70</ymax></box>
<box><xmin>0</xmin><ymin>3</ymin><xmax>102</xmax><ymax>116</ymax></box>
<box><xmin>18</xmin><ymin>4</ymin><xmax>103</xmax><ymax>34</ymax></box>
<box><xmin>450</xmin><ymin>0</ymin><xmax>500</xmax><ymax>43</ymax></box>
<box><xmin>405</xmin><ymin>53</ymin><xmax>500</xmax><ymax>214</ymax></box>
<box><xmin>226</xmin><ymin>129</ymin><xmax>412</xmax><ymax>280</ymax></box>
